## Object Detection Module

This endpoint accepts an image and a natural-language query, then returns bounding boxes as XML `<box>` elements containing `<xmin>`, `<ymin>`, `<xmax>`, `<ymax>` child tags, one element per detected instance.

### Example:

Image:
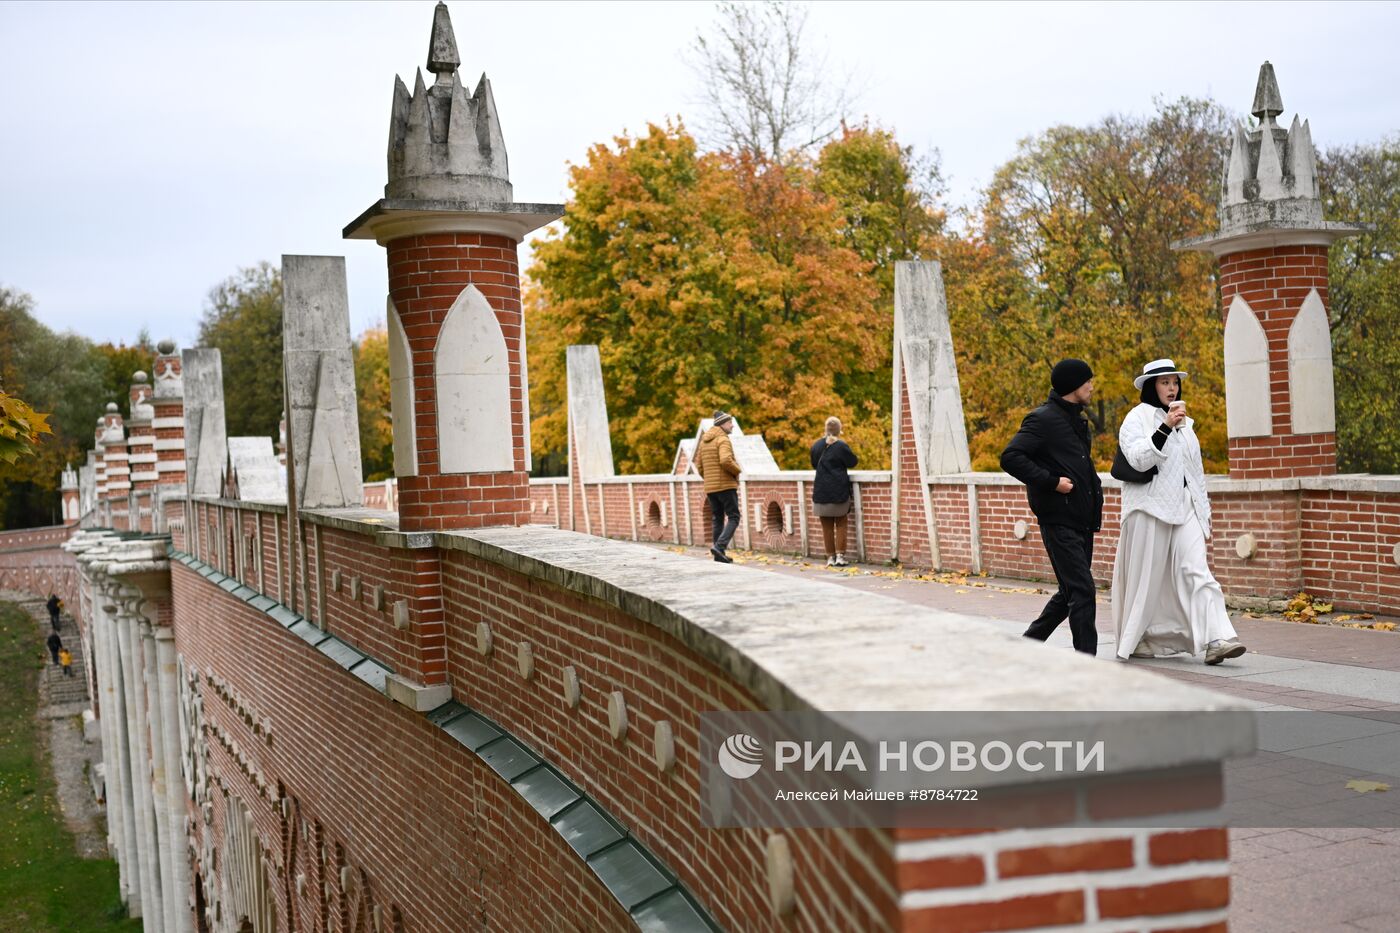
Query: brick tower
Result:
<box><xmin>100</xmin><ymin>403</ymin><xmax>130</xmax><ymax>529</ymax></box>
<box><xmin>345</xmin><ymin>1</ymin><xmax>562</xmax><ymax>532</ymax></box>
<box><xmin>1177</xmin><ymin>63</ymin><xmax>1366</xmax><ymax>479</ymax></box>
<box><xmin>126</xmin><ymin>371</ymin><xmax>156</xmax><ymax>531</ymax></box>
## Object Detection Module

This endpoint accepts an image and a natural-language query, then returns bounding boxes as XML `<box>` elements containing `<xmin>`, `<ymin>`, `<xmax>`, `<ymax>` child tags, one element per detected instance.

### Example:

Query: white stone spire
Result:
<box><xmin>1176</xmin><ymin>61</ymin><xmax>1367</xmax><ymax>256</ymax></box>
<box><xmin>385</xmin><ymin>1</ymin><xmax>510</xmax><ymax>202</ymax></box>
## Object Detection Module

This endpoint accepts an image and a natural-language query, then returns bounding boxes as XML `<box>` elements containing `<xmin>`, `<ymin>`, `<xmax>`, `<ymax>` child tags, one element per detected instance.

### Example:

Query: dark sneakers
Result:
<box><xmin>710</xmin><ymin>546</ymin><xmax>733</xmax><ymax>564</ymax></box>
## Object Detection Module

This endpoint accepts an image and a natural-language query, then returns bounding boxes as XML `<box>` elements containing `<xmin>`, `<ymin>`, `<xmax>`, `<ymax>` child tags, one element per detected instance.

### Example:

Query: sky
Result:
<box><xmin>2</xmin><ymin>0</ymin><xmax>1397</xmax><ymax>349</ymax></box>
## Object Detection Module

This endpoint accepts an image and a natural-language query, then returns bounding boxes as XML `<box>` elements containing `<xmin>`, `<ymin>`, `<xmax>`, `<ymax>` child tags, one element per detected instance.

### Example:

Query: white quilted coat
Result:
<box><xmin>1117</xmin><ymin>403</ymin><xmax>1211</xmax><ymax>535</ymax></box>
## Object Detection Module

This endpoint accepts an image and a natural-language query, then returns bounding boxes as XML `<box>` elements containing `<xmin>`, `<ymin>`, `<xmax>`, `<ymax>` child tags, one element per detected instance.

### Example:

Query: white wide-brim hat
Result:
<box><xmin>1133</xmin><ymin>359</ymin><xmax>1190</xmax><ymax>390</ymax></box>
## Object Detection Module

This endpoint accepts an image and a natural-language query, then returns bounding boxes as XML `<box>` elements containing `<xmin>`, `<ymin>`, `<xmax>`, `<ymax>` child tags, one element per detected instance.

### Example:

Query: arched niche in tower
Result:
<box><xmin>386</xmin><ymin>298</ymin><xmax>418</xmax><ymax>477</ymax></box>
<box><xmin>435</xmin><ymin>285</ymin><xmax>514</xmax><ymax>473</ymax></box>
<box><xmin>1288</xmin><ymin>288</ymin><xmax>1336</xmax><ymax>435</ymax></box>
<box><xmin>1223</xmin><ymin>294</ymin><xmax>1273</xmax><ymax>438</ymax></box>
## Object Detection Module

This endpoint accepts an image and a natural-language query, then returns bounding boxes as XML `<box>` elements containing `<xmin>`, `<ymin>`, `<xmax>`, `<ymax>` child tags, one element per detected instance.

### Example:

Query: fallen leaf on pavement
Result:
<box><xmin>1346</xmin><ymin>780</ymin><xmax>1390</xmax><ymax>794</ymax></box>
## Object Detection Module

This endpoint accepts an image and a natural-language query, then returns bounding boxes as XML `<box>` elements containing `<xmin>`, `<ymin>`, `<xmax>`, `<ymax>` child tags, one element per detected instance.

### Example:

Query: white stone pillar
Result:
<box><xmin>95</xmin><ymin>583</ymin><xmax>136</xmax><ymax>905</ymax></box>
<box><xmin>115</xmin><ymin>595</ymin><xmax>158</xmax><ymax>926</ymax></box>
<box><xmin>155</xmin><ymin>628</ymin><xmax>194</xmax><ymax>933</ymax></box>
<box><xmin>142</xmin><ymin>622</ymin><xmax>178</xmax><ymax>933</ymax></box>
<box><xmin>103</xmin><ymin>598</ymin><xmax>142</xmax><ymax>914</ymax></box>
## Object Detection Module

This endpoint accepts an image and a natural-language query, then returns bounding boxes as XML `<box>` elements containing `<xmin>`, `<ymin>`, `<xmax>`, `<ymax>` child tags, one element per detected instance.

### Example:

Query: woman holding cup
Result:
<box><xmin>1112</xmin><ymin>359</ymin><xmax>1246</xmax><ymax>664</ymax></box>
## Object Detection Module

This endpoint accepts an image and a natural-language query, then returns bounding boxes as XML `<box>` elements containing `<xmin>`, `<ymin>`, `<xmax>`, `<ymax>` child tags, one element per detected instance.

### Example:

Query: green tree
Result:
<box><xmin>197</xmin><ymin>262</ymin><xmax>283</xmax><ymax>441</ymax></box>
<box><xmin>0</xmin><ymin>287</ymin><xmax>106</xmax><ymax>528</ymax></box>
<box><xmin>1320</xmin><ymin>138</ymin><xmax>1400</xmax><ymax>474</ymax></box>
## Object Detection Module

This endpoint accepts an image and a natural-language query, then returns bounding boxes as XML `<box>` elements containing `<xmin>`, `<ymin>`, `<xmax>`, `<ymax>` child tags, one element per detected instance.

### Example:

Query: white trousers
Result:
<box><xmin>1112</xmin><ymin>509</ymin><xmax>1237</xmax><ymax>660</ymax></box>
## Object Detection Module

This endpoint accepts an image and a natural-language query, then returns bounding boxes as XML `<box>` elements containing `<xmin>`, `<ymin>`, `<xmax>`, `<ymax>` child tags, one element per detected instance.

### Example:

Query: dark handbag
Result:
<box><xmin>1111</xmin><ymin>446</ymin><xmax>1158</xmax><ymax>483</ymax></box>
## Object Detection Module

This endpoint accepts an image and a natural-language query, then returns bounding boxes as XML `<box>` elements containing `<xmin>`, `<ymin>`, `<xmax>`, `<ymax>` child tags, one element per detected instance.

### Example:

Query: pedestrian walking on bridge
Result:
<box><xmin>697</xmin><ymin>410</ymin><xmax>743</xmax><ymax>563</ymax></box>
<box><xmin>1001</xmin><ymin>359</ymin><xmax>1104</xmax><ymax>656</ymax></box>
<box><xmin>1112</xmin><ymin>359</ymin><xmax>1246</xmax><ymax>665</ymax></box>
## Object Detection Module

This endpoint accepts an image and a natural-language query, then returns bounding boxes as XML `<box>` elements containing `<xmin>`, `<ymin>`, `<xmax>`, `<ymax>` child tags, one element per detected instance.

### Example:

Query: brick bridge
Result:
<box><xmin>2</xmin><ymin>6</ymin><xmax>1396</xmax><ymax>932</ymax></box>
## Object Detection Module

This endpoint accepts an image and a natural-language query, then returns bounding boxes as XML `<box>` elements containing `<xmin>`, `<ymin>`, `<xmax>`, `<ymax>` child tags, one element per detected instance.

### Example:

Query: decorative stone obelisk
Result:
<box><xmin>60</xmin><ymin>463</ymin><xmax>80</xmax><ymax>525</ymax></box>
<box><xmin>127</xmin><ymin>372</ymin><xmax>157</xmax><ymax>531</ymax></box>
<box><xmin>101</xmin><ymin>403</ymin><xmax>131</xmax><ymax>530</ymax></box>
<box><xmin>344</xmin><ymin>1</ymin><xmax>562</xmax><ymax>532</ymax></box>
<box><xmin>1176</xmin><ymin>63</ymin><xmax>1367</xmax><ymax>479</ymax></box>
<box><xmin>150</xmin><ymin>340</ymin><xmax>186</xmax><ymax>536</ymax></box>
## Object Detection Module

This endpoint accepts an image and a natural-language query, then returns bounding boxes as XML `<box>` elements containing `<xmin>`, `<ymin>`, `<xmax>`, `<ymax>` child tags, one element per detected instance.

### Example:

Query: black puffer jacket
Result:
<box><xmin>810</xmin><ymin>438</ymin><xmax>858</xmax><ymax>504</ymax></box>
<box><xmin>1000</xmin><ymin>394</ymin><xmax>1104</xmax><ymax>532</ymax></box>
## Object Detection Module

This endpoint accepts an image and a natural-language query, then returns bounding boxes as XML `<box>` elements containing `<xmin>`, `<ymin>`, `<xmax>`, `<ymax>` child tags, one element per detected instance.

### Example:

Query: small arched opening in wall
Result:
<box><xmin>647</xmin><ymin>501</ymin><xmax>662</xmax><ymax>529</ymax></box>
<box><xmin>764</xmin><ymin>501</ymin><xmax>784</xmax><ymax>534</ymax></box>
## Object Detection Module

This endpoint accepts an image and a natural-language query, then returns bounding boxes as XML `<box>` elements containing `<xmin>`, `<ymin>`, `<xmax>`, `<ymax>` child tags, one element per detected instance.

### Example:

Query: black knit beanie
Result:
<box><xmin>1050</xmin><ymin>359</ymin><xmax>1094</xmax><ymax>396</ymax></box>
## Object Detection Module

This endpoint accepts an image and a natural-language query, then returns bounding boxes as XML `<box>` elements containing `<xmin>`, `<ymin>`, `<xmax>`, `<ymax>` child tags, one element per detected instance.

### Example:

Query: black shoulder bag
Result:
<box><xmin>1111</xmin><ymin>418</ymin><xmax>1161</xmax><ymax>484</ymax></box>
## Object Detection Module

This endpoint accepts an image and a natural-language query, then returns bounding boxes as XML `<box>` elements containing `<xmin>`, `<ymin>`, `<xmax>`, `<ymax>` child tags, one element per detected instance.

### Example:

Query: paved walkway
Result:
<box><xmin>662</xmin><ymin>546</ymin><xmax>1400</xmax><ymax>932</ymax></box>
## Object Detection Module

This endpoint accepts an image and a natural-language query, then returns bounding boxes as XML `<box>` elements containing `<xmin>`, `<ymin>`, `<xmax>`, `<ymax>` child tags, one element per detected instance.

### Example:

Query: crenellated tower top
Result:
<box><xmin>385</xmin><ymin>1</ymin><xmax>510</xmax><ymax>202</ymax></box>
<box><xmin>1177</xmin><ymin>62</ymin><xmax>1367</xmax><ymax>256</ymax></box>
<box><xmin>346</xmin><ymin>1</ymin><xmax>560</xmax><ymax>245</ymax></box>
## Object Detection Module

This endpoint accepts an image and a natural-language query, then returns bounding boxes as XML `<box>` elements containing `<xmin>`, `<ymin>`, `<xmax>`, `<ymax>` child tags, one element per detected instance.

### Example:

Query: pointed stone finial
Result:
<box><xmin>1251</xmin><ymin>62</ymin><xmax>1283</xmax><ymax>121</ymax></box>
<box><xmin>427</xmin><ymin>2</ymin><xmax>460</xmax><ymax>75</ymax></box>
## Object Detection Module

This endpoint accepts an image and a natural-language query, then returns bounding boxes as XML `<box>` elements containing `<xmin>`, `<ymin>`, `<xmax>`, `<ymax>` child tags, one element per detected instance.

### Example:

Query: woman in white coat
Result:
<box><xmin>1112</xmin><ymin>359</ymin><xmax>1247</xmax><ymax>664</ymax></box>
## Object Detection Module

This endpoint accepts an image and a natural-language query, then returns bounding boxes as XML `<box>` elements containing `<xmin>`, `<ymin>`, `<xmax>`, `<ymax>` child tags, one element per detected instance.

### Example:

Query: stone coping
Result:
<box><xmin>435</xmin><ymin>525</ymin><xmax>1256</xmax><ymax>785</ymax></box>
<box><xmin>572</xmin><ymin>471</ymin><xmax>897</xmax><ymax>485</ymax></box>
<box><xmin>528</xmin><ymin>477</ymin><xmax>569</xmax><ymax>486</ymax></box>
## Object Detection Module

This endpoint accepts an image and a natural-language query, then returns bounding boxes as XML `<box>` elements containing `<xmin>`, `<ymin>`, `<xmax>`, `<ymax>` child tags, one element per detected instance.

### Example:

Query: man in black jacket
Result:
<box><xmin>1000</xmin><ymin>359</ymin><xmax>1104</xmax><ymax>655</ymax></box>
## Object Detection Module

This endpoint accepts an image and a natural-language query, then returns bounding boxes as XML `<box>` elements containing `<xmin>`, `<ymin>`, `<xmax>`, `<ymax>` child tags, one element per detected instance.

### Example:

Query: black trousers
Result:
<box><xmin>707</xmin><ymin>489</ymin><xmax>741</xmax><ymax>552</ymax></box>
<box><xmin>1023</xmin><ymin>524</ymin><xmax>1098</xmax><ymax>655</ymax></box>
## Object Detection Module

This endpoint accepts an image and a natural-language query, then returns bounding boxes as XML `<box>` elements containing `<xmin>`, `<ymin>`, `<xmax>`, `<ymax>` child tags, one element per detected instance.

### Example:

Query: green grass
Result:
<box><xmin>0</xmin><ymin>600</ymin><xmax>142</xmax><ymax>931</ymax></box>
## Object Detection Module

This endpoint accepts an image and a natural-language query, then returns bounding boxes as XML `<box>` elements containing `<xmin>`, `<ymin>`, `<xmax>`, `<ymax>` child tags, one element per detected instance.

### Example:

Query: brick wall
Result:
<box><xmin>1218</xmin><ymin>245</ymin><xmax>1336</xmax><ymax>479</ymax></box>
<box><xmin>387</xmin><ymin>233</ymin><xmax>530</xmax><ymax>531</ymax></box>
<box><xmin>542</xmin><ymin>470</ymin><xmax>1400</xmax><ymax>615</ymax></box>
<box><xmin>897</xmin><ymin>823</ymin><xmax>1229</xmax><ymax>931</ymax></box>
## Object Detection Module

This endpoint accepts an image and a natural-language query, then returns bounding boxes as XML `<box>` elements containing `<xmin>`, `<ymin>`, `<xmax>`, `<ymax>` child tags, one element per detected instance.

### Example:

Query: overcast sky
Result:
<box><xmin>2</xmin><ymin>0</ymin><xmax>1397</xmax><ymax>349</ymax></box>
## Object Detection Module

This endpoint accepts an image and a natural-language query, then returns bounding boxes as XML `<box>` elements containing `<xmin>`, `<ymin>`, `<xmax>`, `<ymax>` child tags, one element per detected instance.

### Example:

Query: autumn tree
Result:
<box><xmin>815</xmin><ymin>124</ymin><xmax>946</xmax><ymax>462</ymax></box>
<box><xmin>940</xmin><ymin>97</ymin><xmax>1233</xmax><ymax>470</ymax></box>
<box><xmin>198</xmin><ymin>262</ymin><xmax>283</xmax><ymax>441</ymax></box>
<box><xmin>1320</xmin><ymin>138</ymin><xmax>1400</xmax><ymax>473</ymax></box>
<box><xmin>352</xmin><ymin>325</ymin><xmax>394</xmax><ymax>481</ymax></box>
<box><xmin>528</xmin><ymin>122</ymin><xmax>878</xmax><ymax>473</ymax></box>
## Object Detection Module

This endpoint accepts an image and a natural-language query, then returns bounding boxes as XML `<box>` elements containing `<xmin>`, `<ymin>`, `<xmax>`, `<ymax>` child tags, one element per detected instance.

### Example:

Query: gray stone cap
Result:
<box><xmin>1173</xmin><ymin>220</ymin><xmax>1370</xmax><ymax>257</ymax></box>
<box><xmin>435</xmin><ymin>525</ymin><xmax>1254</xmax><ymax>781</ymax></box>
<box><xmin>1206</xmin><ymin>473</ymin><xmax>1400</xmax><ymax>495</ymax></box>
<box><xmin>343</xmin><ymin>198</ymin><xmax>564</xmax><ymax>243</ymax></box>
<box><xmin>585</xmin><ymin>470</ymin><xmax>895</xmax><ymax>485</ymax></box>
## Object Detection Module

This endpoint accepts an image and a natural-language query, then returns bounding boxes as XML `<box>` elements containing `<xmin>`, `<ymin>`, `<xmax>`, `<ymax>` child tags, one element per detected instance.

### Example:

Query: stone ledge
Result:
<box><xmin>437</xmin><ymin>524</ymin><xmax>1255</xmax><ymax>783</ymax></box>
<box><xmin>385</xmin><ymin>674</ymin><xmax>453</xmax><ymax>712</ymax></box>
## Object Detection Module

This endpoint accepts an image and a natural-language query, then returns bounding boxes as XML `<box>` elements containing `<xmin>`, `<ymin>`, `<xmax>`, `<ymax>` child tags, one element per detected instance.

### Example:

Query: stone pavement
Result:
<box><xmin>662</xmin><ymin>545</ymin><xmax>1400</xmax><ymax>932</ymax></box>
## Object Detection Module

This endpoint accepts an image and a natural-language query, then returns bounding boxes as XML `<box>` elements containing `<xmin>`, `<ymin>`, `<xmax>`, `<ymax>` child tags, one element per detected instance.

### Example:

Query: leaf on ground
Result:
<box><xmin>1373</xmin><ymin>622</ymin><xmax>1397</xmax><ymax>632</ymax></box>
<box><xmin>1346</xmin><ymin>779</ymin><xmax>1390</xmax><ymax>794</ymax></box>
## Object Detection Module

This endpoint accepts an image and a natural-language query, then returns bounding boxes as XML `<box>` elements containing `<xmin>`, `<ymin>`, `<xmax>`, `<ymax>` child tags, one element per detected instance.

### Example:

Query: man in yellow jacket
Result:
<box><xmin>696</xmin><ymin>410</ymin><xmax>743</xmax><ymax>563</ymax></box>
